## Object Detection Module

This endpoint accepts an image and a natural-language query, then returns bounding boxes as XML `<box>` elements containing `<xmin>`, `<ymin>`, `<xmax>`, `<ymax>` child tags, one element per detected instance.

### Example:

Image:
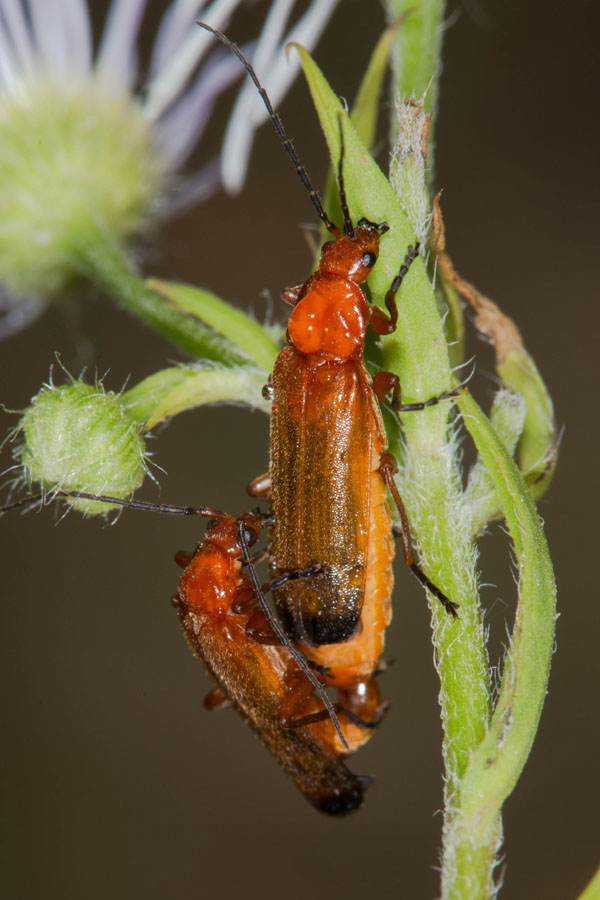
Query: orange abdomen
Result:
<box><xmin>301</xmin><ymin>461</ymin><xmax>394</xmax><ymax>686</ymax></box>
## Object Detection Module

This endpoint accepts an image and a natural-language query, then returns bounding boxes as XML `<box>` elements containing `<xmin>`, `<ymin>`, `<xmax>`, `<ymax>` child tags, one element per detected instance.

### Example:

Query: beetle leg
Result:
<box><xmin>370</xmin><ymin>243</ymin><xmax>420</xmax><ymax>335</ymax></box>
<box><xmin>203</xmin><ymin>686</ymin><xmax>232</xmax><ymax>711</ymax></box>
<box><xmin>280</xmin><ymin>667</ymin><xmax>389</xmax><ymax>733</ymax></box>
<box><xmin>173</xmin><ymin>550</ymin><xmax>194</xmax><ymax>569</ymax></box>
<box><xmin>247</xmin><ymin>471</ymin><xmax>271</xmax><ymax>500</ymax></box>
<box><xmin>372</xmin><ymin>371</ymin><xmax>401</xmax><ymax>407</ymax></box>
<box><xmin>373</xmin><ymin>372</ymin><xmax>467</xmax><ymax>412</ymax></box>
<box><xmin>281</xmin><ymin>283</ymin><xmax>303</xmax><ymax>306</ymax></box>
<box><xmin>267</xmin><ymin>562</ymin><xmax>325</xmax><ymax>592</ymax></box>
<box><xmin>244</xmin><ymin>608</ymin><xmax>282</xmax><ymax>644</ymax></box>
<box><xmin>337</xmin><ymin>678</ymin><xmax>389</xmax><ymax>730</ymax></box>
<box><xmin>379</xmin><ymin>453</ymin><xmax>460</xmax><ymax>618</ymax></box>
<box><xmin>278</xmin><ymin>662</ymin><xmax>319</xmax><ymax>728</ymax></box>
<box><xmin>230</xmin><ymin>585</ymin><xmax>258</xmax><ymax>614</ymax></box>
<box><xmin>396</xmin><ymin>378</ymin><xmax>468</xmax><ymax>412</ymax></box>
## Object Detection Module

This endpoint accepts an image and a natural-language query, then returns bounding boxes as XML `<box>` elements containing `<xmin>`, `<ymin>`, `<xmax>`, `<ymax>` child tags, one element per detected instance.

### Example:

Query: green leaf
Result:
<box><xmin>497</xmin><ymin>349</ymin><xmax>558</xmax><ymax>499</ymax></box>
<box><xmin>352</xmin><ymin>19</ymin><xmax>402</xmax><ymax>150</ymax></box>
<box><xmin>464</xmin><ymin>388</ymin><xmax>527</xmax><ymax>533</ymax></box>
<box><xmin>438</xmin><ymin>273</ymin><xmax>466</xmax><ymax>367</ymax></box>
<box><xmin>148</xmin><ymin>278</ymin><xmax>280</xmax><ymax>373</ymax></box>
<box><xmin>320</xmin><ymin>20</ymin><xmax>401</xmax><ymax>239</ymax></box>
<box><xmin>455</xmin><ymin>390</ymin><xmax>556</xmax><ymax>828</ymax></box>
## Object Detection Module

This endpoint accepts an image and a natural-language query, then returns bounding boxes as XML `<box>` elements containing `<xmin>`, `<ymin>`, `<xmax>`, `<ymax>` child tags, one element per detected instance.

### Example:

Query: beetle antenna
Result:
<box><xmin>197</xmin><ymin>21</ymin><xmax>340</xmax><ymax>238</ymax></box>
<box><xmin>337</xmin><ymin>115</ymin><xmax>355</xmax><ymax>238</ymax></box>
<box><xmin>0</xmin><ymin>490</ymin><xmax>228</xmax><ymax>519</ymax></box>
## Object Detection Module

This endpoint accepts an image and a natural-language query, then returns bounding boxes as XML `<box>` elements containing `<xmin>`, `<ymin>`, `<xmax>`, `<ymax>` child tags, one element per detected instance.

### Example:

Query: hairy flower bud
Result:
<box><xmin>18</xmin><ymin>381</ymin><xmax>148</xmax><ymax>515</ymax></box>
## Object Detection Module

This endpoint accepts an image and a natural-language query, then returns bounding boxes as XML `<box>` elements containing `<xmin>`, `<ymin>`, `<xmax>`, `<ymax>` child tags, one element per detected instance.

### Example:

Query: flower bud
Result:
<box><xmin>18</xmin><ymin>381</ymin><xmax>148</xmax><ymax>515</ymax></box>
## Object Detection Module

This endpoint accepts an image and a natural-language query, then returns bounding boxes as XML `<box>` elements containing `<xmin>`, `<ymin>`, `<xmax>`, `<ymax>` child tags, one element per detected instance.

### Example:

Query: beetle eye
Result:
<box><xmin>243</xmin><ymin>526</ymin><xmax>259</xmax><ymax>547</ymax></box>
<box><xmin>321</xmin><ymin>240</ymin><xmax>334</xmax><ymax>253</ymax></box>
<box><xmin>361</xmin><ymin>250</ymin><xmax>377</xmax><ymax>268</ymax></box>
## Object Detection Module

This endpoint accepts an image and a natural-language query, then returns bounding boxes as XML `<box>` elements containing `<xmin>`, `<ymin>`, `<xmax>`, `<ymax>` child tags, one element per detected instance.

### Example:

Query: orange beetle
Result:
<box><xmin>174</xmin><ymin>512</ymin><xmax>370</xmax><ymax>814</ymax></box>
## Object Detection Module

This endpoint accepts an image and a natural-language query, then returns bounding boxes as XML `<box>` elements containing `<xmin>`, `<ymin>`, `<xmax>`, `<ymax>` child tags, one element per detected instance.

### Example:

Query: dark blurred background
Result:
<box><xmin>1</xmin><ymin>1</ymin><xmax>598</xmax><ymax>898</ymax></box>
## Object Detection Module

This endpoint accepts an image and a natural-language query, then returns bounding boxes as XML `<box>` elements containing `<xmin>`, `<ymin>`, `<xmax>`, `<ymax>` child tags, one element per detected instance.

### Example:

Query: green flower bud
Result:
<box><xmin>0</xmin><ymin>86</ymin><xmax>164</xmax><ymax>299</ymax></box>
<box><xmin>18</xmin><ymin>380</ymin><xmax>148</xmax><ymax>515</ymax></box>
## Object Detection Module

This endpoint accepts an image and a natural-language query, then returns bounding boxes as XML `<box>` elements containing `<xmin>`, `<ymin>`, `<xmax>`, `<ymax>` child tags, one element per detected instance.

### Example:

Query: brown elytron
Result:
<box><xmin>175</xmin><ymin>514</ymin><xmax>367</xmax><ymax>815</ymax></box>
<box><xmin>270</xmin><ymin>224</ymin><xmax>393</xmax><ymax>648</ymax></box>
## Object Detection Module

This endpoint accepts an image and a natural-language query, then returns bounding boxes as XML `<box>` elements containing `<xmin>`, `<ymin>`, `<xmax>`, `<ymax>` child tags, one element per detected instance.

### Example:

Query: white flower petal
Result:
<box><xmin>0</xmin><ymin>0</ymin><xmax>36</xmax><ymax>80</ymax></box>
<box><xmin>247</xmin><ymin>0</ymin><xmax>295</xmax><ymax>72</ymax></box>
<box><xmin>0</xmin><ymin>294</ymin><xmax>45</xmax><ymax>339</ymax></box>
<box><xmin>219</xmin><ymin>0</ymin><xmax>294</xmax><ymax>193</ymax></box>
<box><xmin>59</xmin><ymin>0</ymin><xmax>92</xmax><ymax>77</ymax></box>
<box><xmin>260</xmin><ymin>0</ymin><xmax>340</xmax><ymax>113</ymax></box>
<box><xmin>27</xmin><ymin>0</ymin><xmax>72</xmax><ymax>80</ymax></box>
<box><xmin>155</xmin><ymin>52</ymin><xmax>242</xmax><ymax>168</ymax></box>
<box><xmin>150</xmin><ymin>0</ymin><xmax>209</xmax><ymax>76</ymax></box>
<box><xmin>96</xmin><ymin>0</ymin><xmax>147</xmax><ymax>92</ymax></box>
<box><xmin>162</xmin><ymin>157</ymin><xmax>221</xmax><ymax>219</ymax></box>
<box><xmin>221</xmin><ymin>0</ymin><xmax>340</xmax><ymax>193</ymax></box>
<box><xmin>143</xmin><ymin>0</ymin><xmax>242</xmax><ymax>122</ymax></box>
<box><xmin>0</xmin><ymin>14</ymin><xmax>21</xmax><ymax>90</ymax></box>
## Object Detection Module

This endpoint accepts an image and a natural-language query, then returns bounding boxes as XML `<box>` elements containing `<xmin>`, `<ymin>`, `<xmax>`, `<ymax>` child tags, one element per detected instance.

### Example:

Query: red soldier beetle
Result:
<box><xmin>173</xmin><ymin>511</ymin><xmax>371</xmax><ymax>815</ymax></box>
<box><xmin>199</xmin><ymin>24</ymin><xmax>461</xmax><ymax>729</ymax></box>
<box><xmin>0</xmin><ymin>489</ymin><xmax>371</xmax><ymax>813</ymax></box>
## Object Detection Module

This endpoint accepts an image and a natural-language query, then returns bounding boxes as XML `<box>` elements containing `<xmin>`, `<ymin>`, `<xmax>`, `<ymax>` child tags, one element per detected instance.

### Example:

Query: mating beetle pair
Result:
<box><xmin>2</xmin><ymin>24</ymin><xmax>463</xmax><ymax>816</ymax></box>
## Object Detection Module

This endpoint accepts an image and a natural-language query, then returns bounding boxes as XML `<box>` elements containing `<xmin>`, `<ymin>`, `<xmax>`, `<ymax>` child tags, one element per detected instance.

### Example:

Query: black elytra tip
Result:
<box><xmin>299</xmin><ymin>613</ymin><xmax>361</xmax><ymax>647</ymax></box>
<box><xmin>312</xmin><ymin>775</ymin><xmax>373</xmax><ymax>816</ymax></box>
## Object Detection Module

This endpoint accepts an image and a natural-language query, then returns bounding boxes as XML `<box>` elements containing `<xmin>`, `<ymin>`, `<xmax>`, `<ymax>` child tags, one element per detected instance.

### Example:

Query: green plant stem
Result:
<box><xmin>385</xmin><ymin>0</ymin><xmax>446</xmax><ymax>161</ymax></box>
<box><xmin>122</xmin><ymin>364</ymin><xmax>269</xmax><ymax>429</ymax></box>
<box><xmin>75</xmin><ymin>231</ymin><xmax>248</xmax><ymax>366</ymax></box>
<box><xmin>297</xmin><ymin>47</ymin><xmax>500</xmax><ymax>897</ymax></box>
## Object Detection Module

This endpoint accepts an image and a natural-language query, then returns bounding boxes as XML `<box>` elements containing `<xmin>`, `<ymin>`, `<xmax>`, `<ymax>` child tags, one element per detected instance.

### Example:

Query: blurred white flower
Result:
<box><xmin>0</xmin><ymin>0</ymin><xmax>339</xmax><ymax>337</ymax></box>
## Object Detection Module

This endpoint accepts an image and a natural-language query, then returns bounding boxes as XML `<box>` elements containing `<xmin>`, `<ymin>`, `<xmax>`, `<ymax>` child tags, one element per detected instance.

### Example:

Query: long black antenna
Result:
<box><xmin>0</xmin><ymin>491</ymin><xmax>228</xmax><ymax>519</ymax></box>
<box><xmin>197</xmin><ymin>21</ymin><xmax>340</xmax><ymax>237</ymax></box>
<box><xmin>336</xmin><ymin>115</ymin><xmax>355</xmax><ymax>238</ymax></box>
<box><xmin>237</xmin><ymin>520</ymin><xmax>348</xmax><ymax>750</ymax></box>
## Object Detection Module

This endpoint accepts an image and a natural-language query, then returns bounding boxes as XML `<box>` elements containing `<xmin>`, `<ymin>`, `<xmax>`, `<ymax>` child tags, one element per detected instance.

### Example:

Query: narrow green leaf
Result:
<box><xmin>148</xmin><ymin>278</ymin><xmax>280</xmax><ymax>373</ymax></box>
<box><xmin>497</xmin><ymin>349</ymin><xmax>558</xmax><ymax>499</ymax></box>
<box><xmin>320</xmin><ymin>20</ymin><xmax>401</xmax><ymax>237</ymax></box>
<box><xmin>456</xmin><ymin>390</ymin><xmax>556</xmax><ymax>822</ymax></box>
<box><xmin>352</xmin><ymin>19</ymin><xmax>402</xmax><ymax>149</ymax></box>
<box><xmin>464</xmin><ymin>388</ymin><xmax>527</xmax><ymax>533</ymax></box>
<box><xmin>439</xmin><ymin>274</ymin><xmax>466</xmax><ymax>367</ymax></box>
